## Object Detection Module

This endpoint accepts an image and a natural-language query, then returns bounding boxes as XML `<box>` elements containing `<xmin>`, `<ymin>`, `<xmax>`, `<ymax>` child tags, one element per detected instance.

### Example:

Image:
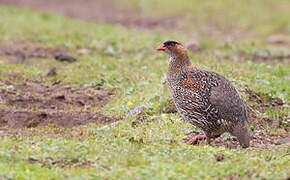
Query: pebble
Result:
<box><xmin>55</xmin><ymin>53</ymin><xmax>77</xmax><ymax>62</ymax></box>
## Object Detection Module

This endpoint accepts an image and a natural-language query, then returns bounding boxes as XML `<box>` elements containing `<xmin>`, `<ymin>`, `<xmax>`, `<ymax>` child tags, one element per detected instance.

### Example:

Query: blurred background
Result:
<box><xmin>1</xmin><ymin>0</ymin><xmax>290</xmax><ymax>41</ymax></box>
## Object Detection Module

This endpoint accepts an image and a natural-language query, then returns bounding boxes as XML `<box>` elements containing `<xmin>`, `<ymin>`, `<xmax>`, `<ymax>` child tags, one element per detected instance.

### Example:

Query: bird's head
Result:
<box><xmin>157</xmin><ymin>40</ymin><xmax>188</xmax><ymax>58</ymax></box>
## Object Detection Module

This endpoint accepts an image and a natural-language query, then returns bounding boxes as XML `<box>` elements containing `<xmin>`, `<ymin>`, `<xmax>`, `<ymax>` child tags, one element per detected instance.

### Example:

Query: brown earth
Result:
<box><xmin>244</xmin><ymin>88</ymin><xmax>287</xmax><ymax>129</ymax></box>
<box><xmin>251</xmin><ymin>54</ymin><xmax>290</xmax><ymax>62</ymax></box>
<box><xmin>0</xmin><ymin>108</ymin><xmax>112</xmax><ymax>128</ymax></box>
<box><xmin>1</xmin><ymin>80</ymin><xmax>112</xmax><ymax>109</ymax></box>
<box><xmin>186</xmin><ymin>131</ymin><xmax>289</xmax><ymax>150</ymax></box>
<box><xmin>237</xmin><ymin>53</ymin><xmax>290</xmax><ymax>62</ymax></box>
<box><xmin>0</xmin><ymin>39</ymin><xmax>114</xmax><ymax>129</ymax></box>
<box><xmin>0</xmin><ymin>40</ymin><xmax>72</xmax><ymax>64</ymax></box>
<box><xmin>0</xmin><ymin>80</ymin><xmax>115</xmax><ymax>128</ymax></box>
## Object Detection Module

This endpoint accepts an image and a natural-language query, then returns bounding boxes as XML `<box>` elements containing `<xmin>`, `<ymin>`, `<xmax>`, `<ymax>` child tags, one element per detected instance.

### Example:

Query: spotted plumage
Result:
<box><xmin>157</xmin><ymin>40</ymin><xmax>250</xmax><ymax>148</ymax></box>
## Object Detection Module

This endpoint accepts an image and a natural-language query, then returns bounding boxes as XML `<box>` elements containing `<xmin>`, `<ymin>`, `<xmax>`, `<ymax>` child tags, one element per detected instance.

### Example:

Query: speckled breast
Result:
<box><xmin>167</xmin><ymin>71</ymin><xmax>224</xmax><ymax>133</ymax></box>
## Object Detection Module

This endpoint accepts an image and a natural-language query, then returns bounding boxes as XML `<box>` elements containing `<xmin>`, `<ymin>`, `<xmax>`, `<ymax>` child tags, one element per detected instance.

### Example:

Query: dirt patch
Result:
<box><xmin>1</xmin><ymin>81</ymin><xmax>111</xmax><ymax>109</ymax></box>
<box><xmin>244</xmin><ymin>88</ymin><xmax>284</xmax><ymax>111</ymax></box>
<box><xmin>0</xmin><ymin>108</ymin><xmax>112</xmax><ymax>128</ymax></box>
<box><xmin>221</xmin><ymin>51</ymin><xmax>290</xmax><ymax>63</ymax></box>
<box><xmin>0</xmin><ymin>40</ymin><xmax>68</xmax><ymax>64</ymax></box>
<box><xmin>1</xmin><ymin>81</ymin><xmax>112</xmax><ymax>109</ymax></box>
<box><xmin>219</xmin><ymin>133</ymin><xmax>290</xmax><ymax>149</ymax></box>
<box><xmin>246</xmin><ymin>54</ymin><xmax>290</xmax><ymax>62</ymax></box>
<box><xmin>244</xmin><ymin>88</ymin><xmax>286</xmax><ymax>128</ymax></box>
<box><xmin>0</xmin><ymin>80</ymin><xmax>115</xmax><ymax>128</ymax></box>
<box><xmin>185</xmin><ymin>131</ymin><xmax>289</xmax><ymax>150</ymax></box>
<box><xmin>0</xmin><ymin>0</ymin><xmax>180</xmax><ymax>31</ymax></box>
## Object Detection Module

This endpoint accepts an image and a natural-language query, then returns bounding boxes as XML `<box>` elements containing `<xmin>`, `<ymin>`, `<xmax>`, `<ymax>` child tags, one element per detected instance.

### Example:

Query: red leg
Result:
<box><xmin>205</xmin><ymin>134</ymin><xmax>211</xmax><ymax>145</ymax></box>
<box><xmin>187</xmin><ymin>133</ymin><xmax>211</xmax><ymax>145</ymax></box>
<box><xmin>187</xmin><ymin>135</ymin><xmax>206</xmax><ymax>145</ymax></box>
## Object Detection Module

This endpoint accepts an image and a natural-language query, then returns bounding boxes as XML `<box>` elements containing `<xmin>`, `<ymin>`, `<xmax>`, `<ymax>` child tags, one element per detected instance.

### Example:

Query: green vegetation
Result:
<box><xmin>0</xmin><ymin>2</ymin><xmax>289</xmax><ymax>179</ymax></box>
<box><xmin>0</xmin><ymin>122</ymin><xmax>288</xmax><ymax>179</ymax></box>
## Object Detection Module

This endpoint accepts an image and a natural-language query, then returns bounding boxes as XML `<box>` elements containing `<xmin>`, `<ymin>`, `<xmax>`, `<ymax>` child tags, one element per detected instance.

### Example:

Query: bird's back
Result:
<box><xmin>167</xmin><ymin>67</ymin><xmax>248</xmax><ymax>138</ymax></box>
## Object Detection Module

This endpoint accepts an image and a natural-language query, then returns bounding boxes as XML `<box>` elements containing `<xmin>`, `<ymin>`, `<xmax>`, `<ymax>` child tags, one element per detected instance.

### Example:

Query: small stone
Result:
<box><xmin>55</xmin><ymin>53</ymin><xmax>77</xmax><ymax>62</ymax></box>
<box><xmin>31</xmin><ymin>48</ymin><xmax>47</xmax><ymax>58</ymax></box>
<box><xmin>214</xmin><ymin>153</ymin><xmax>225</xmax><ymax>161</ymax></box>
<box><xmin>28</xmin><ymin>157</ymin><xmax>39</xmax><ymax>164</ymax></box>
<box><xmin>170</xmin><ymin>139</ymin><xmax>177</xmax><ymax>144</ymax></box>
<box><xmin>15</xmin><ymin>51</ymin><xmax>26</xmax><ymax>63</ymax></box>
<box><xmin>52</xmin><ymin>80</ymin><xmax>61</xmax><ymax>86</ymax></box>
<box><xmin>46</xmin><ymin>67</ymin><xmax>57</xmax><ymax>77</ymax></box>
<box><xmin>128</xmin><ymin>137</ymin><xmax>135</xmax><ymax>142</ymax></box>
<box><xmin>55</xmin><ymin>95</ymin><xmax>65</xmax><ymax>100</ymax></box>
<box><xmin>273</xmin><ymin>140</ymin><xmax>281</xmax><ymax>145</ymax></box>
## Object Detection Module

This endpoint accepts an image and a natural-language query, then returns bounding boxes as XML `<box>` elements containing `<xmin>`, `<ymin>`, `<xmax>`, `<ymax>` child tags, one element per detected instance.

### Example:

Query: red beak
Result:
<box><xmin>157</xmin><ymin>44</ymin><xmax>166</xmax><ymax>51</ymax></box>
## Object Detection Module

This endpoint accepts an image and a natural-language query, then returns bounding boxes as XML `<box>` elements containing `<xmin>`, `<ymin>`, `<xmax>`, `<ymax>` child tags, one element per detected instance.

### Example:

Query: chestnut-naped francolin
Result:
<box><xmin>157</xmin><ymin>40</ymin><xmax>250</xmax><ymax>148</ymax></box>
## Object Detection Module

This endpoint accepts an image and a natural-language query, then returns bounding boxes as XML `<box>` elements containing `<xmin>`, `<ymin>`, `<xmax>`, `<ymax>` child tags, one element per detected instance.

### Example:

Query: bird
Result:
<box><xmin>157</xmin><ymin>40</ymin><xmax>250</xmax><ymax>148</ymax></box>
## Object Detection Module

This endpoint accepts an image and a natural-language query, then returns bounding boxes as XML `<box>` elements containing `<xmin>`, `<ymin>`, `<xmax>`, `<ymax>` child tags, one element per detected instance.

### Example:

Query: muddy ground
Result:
<box><xmin>186</xmin><ymin>131</ymin><xmax>289</xmax><ymax>150</ymax></box>
<box><xmin>0</xmin><ymin>38</ymin><xmax>116</xmax><ymax>128</ymax></box>
<box><xmin>0</xmin><ymin>40</ymin><xmax>69</xmax><ymax>64</ymax></box>
<box><xmin>0</xmin><ymin>79</ymin><xmax>114</xmax><ymax>128</ymax></box>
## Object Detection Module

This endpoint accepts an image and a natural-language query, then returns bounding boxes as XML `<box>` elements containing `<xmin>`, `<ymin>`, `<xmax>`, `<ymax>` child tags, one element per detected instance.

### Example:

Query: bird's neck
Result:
<box><xmin>167</xmin><ymin>53</ymin><xmax>192</xmax><ymax>76</ymax></box>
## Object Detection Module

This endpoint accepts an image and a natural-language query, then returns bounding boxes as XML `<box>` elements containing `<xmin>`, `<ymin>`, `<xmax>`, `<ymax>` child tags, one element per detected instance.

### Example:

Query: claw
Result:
<box><xmin>187</xmin><ymin>134</ymin><xmax>211</xmax><ymax>145</ymax></box>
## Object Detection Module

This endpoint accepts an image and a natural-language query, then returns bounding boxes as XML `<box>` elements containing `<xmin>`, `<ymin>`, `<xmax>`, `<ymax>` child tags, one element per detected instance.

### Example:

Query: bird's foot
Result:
<box><xmin>187</xmin><ymin>134</ymin><xmax>210</xmax><ymax>145</ymax></box>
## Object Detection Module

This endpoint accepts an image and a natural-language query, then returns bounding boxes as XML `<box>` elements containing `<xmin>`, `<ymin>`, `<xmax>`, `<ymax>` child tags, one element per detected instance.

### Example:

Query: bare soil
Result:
<box><xmin>0</xmin><ymin>40</ymin><xmax>114</xmax><ymax>129</ymax></box>
<box><xmin>244</xmin><ymin>88</ymin><xmax>287</xmax><ymax>129</ymax></box>
<box><xmin>0</xmin><ymin>108</ymin><xmax>112</xmax><ymax>128</ymax></box>
<box><xmin>0</xmin><ymin>80</ymin><xmax>114</xmax><ymax>128</ymax></box>
<box><xmin>238</xmin><ymin>53</ymin><xmax>290</xmax><ymax>62</ymax></box>
<box><xmin>186</xmin><ymin>131</ymin><xmax>290</xmax><ymax>150</ymax></box>
<box><xmin>0</xmin><ymin>40</ymin><xmax>69</xmax><ymax>64</ymax></box>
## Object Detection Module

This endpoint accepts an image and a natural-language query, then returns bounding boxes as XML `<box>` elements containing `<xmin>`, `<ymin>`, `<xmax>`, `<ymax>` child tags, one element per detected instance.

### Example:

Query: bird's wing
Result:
<box><xmin>209</xmin><ymin>74</ymin><xmax>248</xmax><ymax>123</ymax></box>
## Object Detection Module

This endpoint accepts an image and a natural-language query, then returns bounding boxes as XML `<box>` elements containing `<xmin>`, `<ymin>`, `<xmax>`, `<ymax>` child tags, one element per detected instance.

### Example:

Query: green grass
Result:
<box><xmin>0</xmin><ymin>121</ymin><xmax>289</xmax><ymax>179</ymax></box>
<box><xmin>0</xmin><ymin>4</ymin><xmax>289</xmax><ymax>180</ymax></box>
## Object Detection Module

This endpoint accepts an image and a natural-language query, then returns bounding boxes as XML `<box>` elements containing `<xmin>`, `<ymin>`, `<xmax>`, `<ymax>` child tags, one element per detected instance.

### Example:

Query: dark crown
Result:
<box><xmin>163</xmin><ymin>40</ymin><xmax>179</xmax><ymax>47</ymax></box>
